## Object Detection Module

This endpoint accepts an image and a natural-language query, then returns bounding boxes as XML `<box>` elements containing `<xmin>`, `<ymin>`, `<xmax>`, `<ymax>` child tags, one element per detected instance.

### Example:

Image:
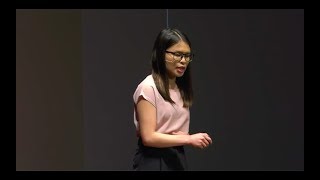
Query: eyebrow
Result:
<box><xmin>172</xmin><ymin>51</ymin><xmax>191</xmax><ymax>54</ymax></box>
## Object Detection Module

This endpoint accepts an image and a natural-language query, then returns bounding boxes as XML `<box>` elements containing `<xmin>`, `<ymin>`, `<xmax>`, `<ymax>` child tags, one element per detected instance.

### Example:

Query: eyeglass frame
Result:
<box><xmin>165</xmin><ymin>51</ymin><xmax>194</xmax><ymax>63</ymax></box>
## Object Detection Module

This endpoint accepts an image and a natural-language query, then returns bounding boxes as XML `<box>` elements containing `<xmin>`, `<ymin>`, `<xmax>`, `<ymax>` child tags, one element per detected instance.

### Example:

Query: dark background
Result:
<box><xmin>16</xmin><ymin>9</ymin><xmax>304</xmax><ymax>171</ymax></box>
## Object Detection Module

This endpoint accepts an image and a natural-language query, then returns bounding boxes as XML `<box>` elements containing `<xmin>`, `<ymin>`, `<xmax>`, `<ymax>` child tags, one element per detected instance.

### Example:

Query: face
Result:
<box><xmin>165</xmin><ymin>40</ymin><xmax>191</xmax><ymax>78</ymax></box>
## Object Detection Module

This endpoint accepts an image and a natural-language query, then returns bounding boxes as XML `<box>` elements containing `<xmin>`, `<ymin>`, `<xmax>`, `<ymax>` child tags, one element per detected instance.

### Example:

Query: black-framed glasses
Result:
<box><xmin>165</xmin><ymin>51</ymin><xmax>194</xmax><ymax>63</ymax></box>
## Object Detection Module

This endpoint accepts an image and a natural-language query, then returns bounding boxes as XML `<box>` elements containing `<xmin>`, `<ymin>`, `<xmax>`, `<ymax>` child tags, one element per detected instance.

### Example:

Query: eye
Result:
<box><xmin>173</xmin><ymin>52</ymin><xmax>183</xmax><ymax>57</ymax></box>
<box><xmin>185</xmin><ymin>54</ymin><xmax>191</xmax><ymax>58</ymax></box>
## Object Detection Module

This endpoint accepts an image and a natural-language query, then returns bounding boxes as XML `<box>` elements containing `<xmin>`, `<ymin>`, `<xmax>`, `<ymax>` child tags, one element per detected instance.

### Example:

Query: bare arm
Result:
<box><xmin>137</xmin><ymin>97</ymin><xmax>212</xmax><ymax>148</ymax></box>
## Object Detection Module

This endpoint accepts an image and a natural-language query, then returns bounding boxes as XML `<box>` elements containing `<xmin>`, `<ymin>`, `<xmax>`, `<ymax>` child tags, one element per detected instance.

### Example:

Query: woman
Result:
<box><xmin>132</xmin><ymin>28</ymin><xmax>212</xmax><ymax>171</ymax></box>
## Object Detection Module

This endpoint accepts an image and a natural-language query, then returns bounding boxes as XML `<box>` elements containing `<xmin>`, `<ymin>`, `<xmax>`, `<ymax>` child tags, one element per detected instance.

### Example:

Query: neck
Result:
<box><xmin>168</xmin><ymin>76</ymin><xmax>176</xmax><ymax>89</ymax></box>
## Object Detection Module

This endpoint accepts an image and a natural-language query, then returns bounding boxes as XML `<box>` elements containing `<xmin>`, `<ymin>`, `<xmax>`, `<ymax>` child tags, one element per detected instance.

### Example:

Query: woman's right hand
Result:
<box><xmin>188</xmin><ymin>133</ymin><xmax>212</xmax><ymax>149</ymax></box>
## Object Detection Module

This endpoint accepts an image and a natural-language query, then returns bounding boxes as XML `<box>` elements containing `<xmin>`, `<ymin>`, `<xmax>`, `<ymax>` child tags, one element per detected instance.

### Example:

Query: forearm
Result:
<box><xmin>141</xmin><ymin>132</ymin><xmax>190</xmax><ymax>148</ymax></box>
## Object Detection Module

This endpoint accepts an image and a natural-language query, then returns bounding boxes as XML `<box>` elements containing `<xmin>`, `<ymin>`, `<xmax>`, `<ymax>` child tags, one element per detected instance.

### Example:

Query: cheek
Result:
<box><xmin>166</xmin><ymin>63</ymin><xmax>176</xmax><ymax>72</ymax></box>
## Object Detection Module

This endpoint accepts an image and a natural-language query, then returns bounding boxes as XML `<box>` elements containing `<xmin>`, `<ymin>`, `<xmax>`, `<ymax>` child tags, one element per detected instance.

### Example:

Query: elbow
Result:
<box><xmin>141</xmin><ymin>134</ymin><xmax>155</xmax><ymax>147</ymax></box>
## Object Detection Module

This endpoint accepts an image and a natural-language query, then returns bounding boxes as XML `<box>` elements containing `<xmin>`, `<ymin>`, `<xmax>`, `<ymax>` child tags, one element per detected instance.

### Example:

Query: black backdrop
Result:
<box><xmin>16</xmin><ymin>9</ymin><xmax>304</xmax><ymax>171</ymax></box>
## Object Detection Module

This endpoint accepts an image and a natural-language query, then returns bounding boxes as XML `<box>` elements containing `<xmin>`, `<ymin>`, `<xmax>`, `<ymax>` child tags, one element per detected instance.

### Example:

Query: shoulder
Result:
<box><xmin>133</xmin><ymin>74</ymin><xmax>157</xmax><ymax>96</ymax></box>
<box><xmin>136</xmin><ymin>74</ymin><xmax>156</xmax><ymax>89</ymax></box>
<box><xmin>133</xmin><ymin>74</ymin><xmax>157</xmax><ymax>105</ymax></box>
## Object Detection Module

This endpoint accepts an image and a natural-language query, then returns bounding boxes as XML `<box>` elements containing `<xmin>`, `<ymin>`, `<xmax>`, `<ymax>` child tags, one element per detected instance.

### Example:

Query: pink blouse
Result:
<box><xmin>133</xmin><ymin>75</ymin><xmax>190</xmax><ymax>135</ymax></box>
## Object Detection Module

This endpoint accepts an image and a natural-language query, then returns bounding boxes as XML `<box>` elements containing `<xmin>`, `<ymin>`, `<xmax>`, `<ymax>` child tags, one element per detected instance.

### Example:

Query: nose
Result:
<box><xmin>180</xmin><ymin>56</ymin><xmax>188</xmax><ymax>64</ymax></box>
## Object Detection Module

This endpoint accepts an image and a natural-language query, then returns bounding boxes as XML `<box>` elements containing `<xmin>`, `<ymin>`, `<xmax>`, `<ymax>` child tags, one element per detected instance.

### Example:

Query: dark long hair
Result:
<box><xmin>151</xmin><ymin>28</ymin><xmax>193</xmax><ymax>107</ymax></box>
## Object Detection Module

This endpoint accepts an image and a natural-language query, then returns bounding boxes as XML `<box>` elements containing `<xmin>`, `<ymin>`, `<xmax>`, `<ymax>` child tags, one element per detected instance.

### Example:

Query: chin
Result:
<box><xmin>175</xmin><ymin>73</ymin><xmax>184</xmax><ymax>77</ymax></box>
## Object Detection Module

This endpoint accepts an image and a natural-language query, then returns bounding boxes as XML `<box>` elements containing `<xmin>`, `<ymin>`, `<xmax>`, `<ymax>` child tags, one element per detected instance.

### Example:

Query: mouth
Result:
<box><xmin>176</xmin><ymin>67</ymin><xmax>186</xmax><ymax>73</ymax></box>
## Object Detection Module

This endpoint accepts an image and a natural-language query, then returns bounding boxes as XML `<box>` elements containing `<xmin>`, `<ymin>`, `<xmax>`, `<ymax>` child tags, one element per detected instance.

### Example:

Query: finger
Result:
<box><xmin>201</xmin><ymin>140</ymin><xmax>208</xmax><ymax>148</ymax></box>
<box><xmin>200</xmin><ymin>134</ymin><xmax>210</xmax><ymax>146</ymax></box>
<box><xmin>202</xmin><ymin>138</ymin><xmax>210</xmax><ymax>146</ymax></box>
<box><xmin>205</xmin><ymin>135</ymin><xmax>212</xmax><ymax>144</ymax></box>
<box><xmin>203</xmin><ymin>133</ymin><xmax>212</xmax><ymax>144</ymax></box>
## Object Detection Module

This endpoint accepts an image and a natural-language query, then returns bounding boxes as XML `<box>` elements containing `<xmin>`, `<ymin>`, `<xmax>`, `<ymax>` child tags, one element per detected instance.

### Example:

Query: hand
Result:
<box><xmin>189</xmin><ymin>133</ymin><xmax>212</xmax><ymax>149</ymax></box>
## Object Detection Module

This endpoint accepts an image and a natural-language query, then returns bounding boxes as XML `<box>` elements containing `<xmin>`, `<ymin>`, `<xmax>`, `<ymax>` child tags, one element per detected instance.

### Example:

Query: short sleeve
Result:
<box><xmin>133</xmin><ymin>84</ymin><xmax>156</xmax><ymax>107</ymax></box>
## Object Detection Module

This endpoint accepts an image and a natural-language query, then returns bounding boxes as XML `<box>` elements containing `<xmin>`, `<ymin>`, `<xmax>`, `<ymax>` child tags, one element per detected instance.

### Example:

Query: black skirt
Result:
<box><xmin>133</xmin><ymin>138</ymin><xmax>188</xmax><ymax>171</ymax></box>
